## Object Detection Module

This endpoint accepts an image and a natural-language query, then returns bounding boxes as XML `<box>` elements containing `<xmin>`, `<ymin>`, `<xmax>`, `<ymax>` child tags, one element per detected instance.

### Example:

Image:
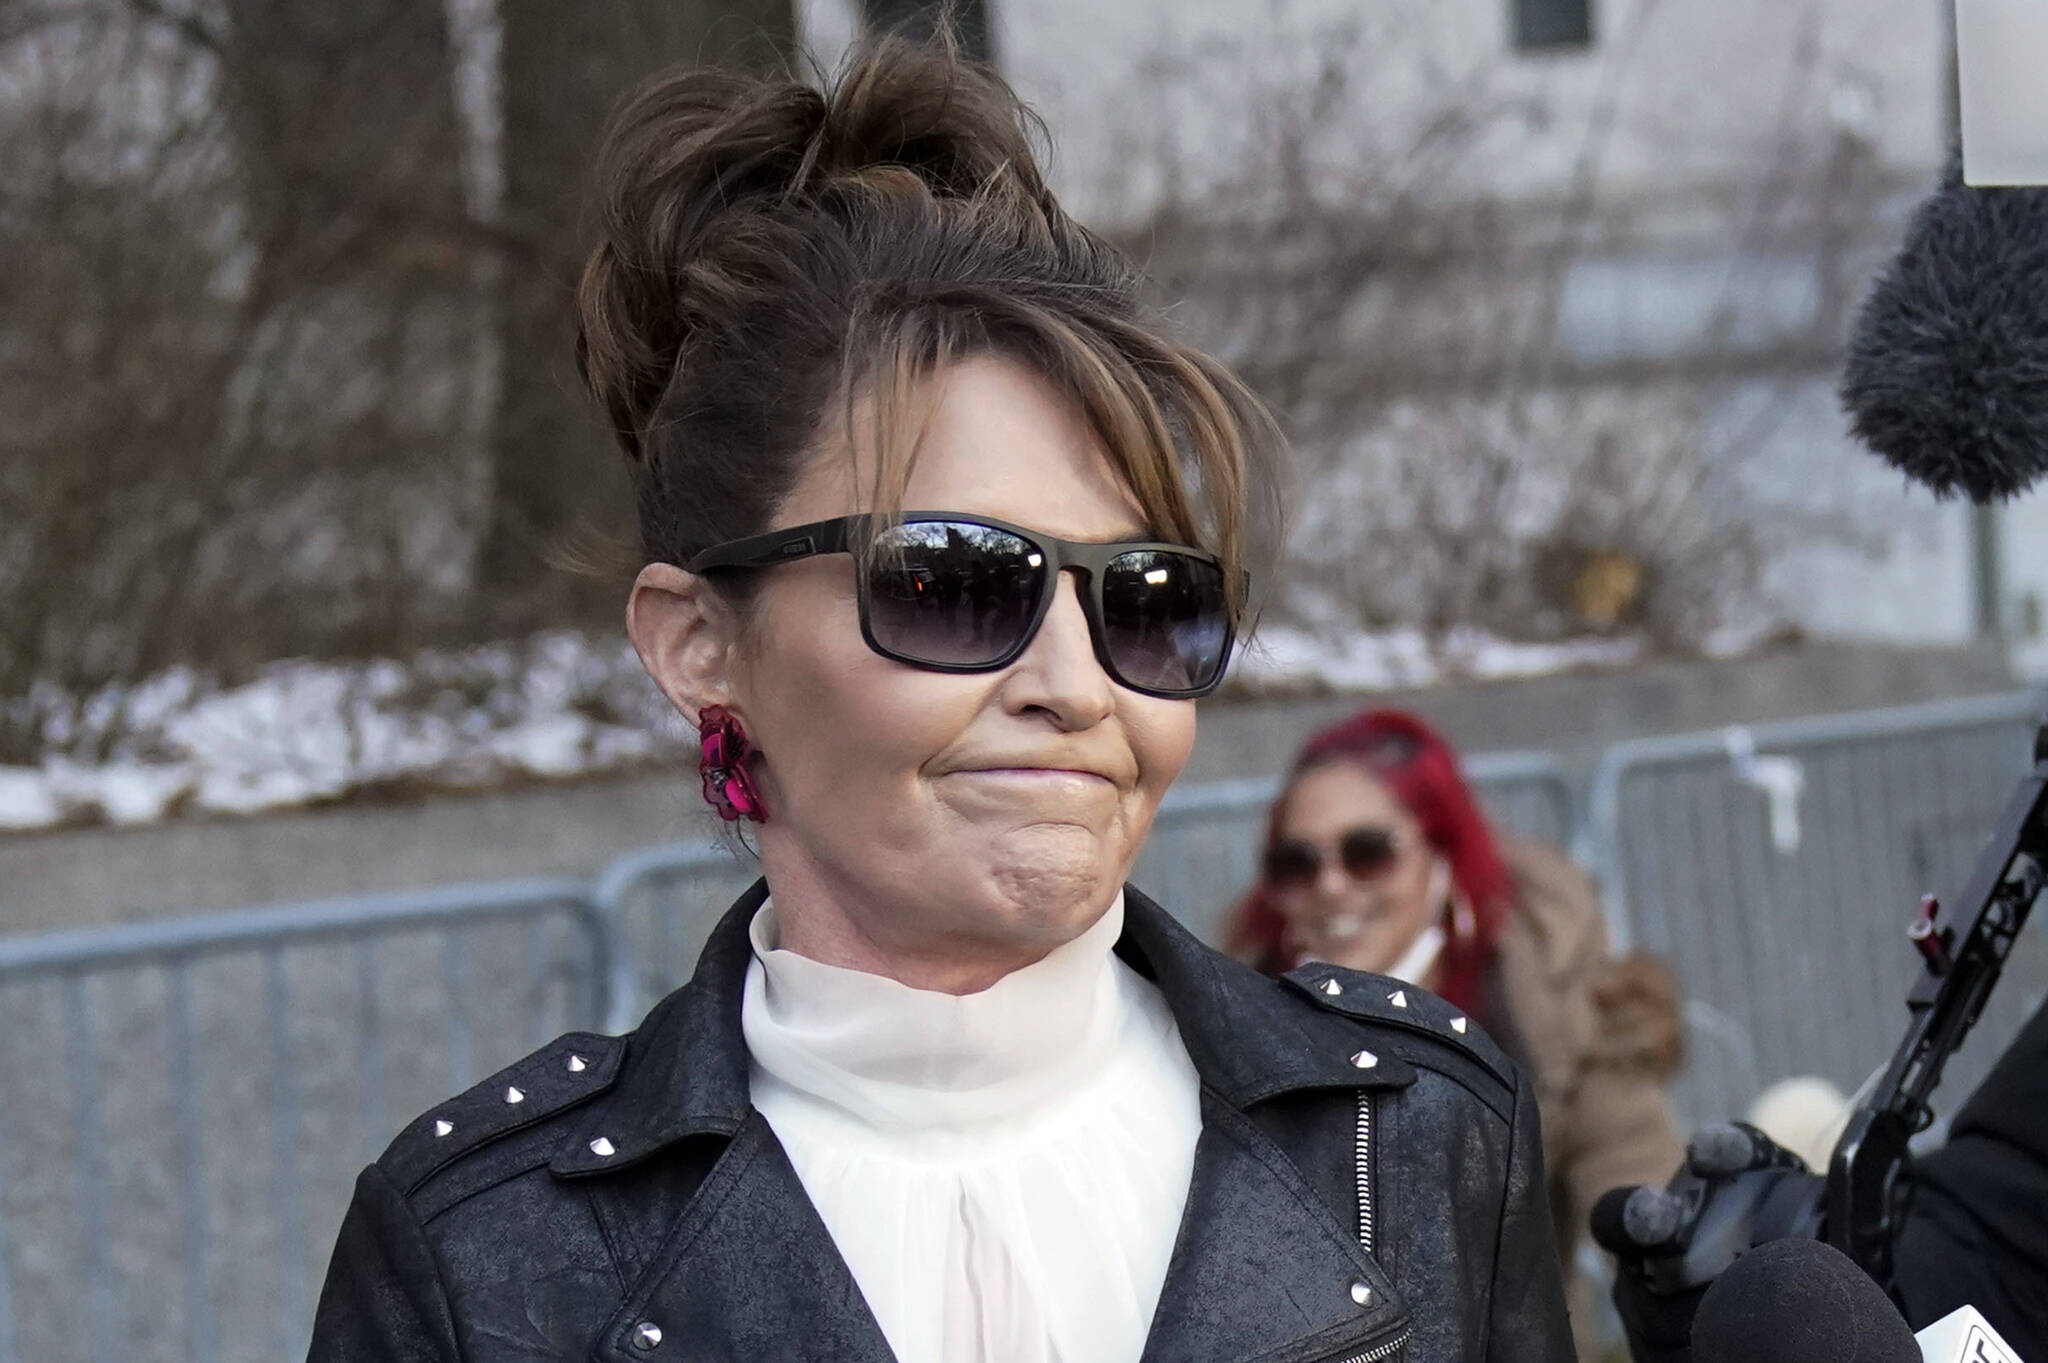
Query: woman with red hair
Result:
<box><xmin>1225</xmin><ymin>709</ymin><xmax>1684</xmax><ymax>1360</ymax></box>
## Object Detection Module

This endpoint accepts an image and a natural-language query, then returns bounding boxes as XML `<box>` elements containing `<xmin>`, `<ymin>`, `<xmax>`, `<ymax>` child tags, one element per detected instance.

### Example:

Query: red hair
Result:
<box><xmin>1223</xmin><ymin>710</ymin><xmax>1514</xmax><ymax>1018</ymax></box>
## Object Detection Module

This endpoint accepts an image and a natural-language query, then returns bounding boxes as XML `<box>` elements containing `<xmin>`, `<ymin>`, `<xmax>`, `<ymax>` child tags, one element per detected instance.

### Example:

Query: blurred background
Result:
<box><xmin>2</xmin><ymin>1</ymin><xmax>2046</xmax><ymax>1361</ymax></box>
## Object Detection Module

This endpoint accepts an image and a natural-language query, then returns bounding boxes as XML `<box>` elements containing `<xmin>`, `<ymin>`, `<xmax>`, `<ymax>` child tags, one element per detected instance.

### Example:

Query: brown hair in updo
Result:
<box><xmin>574</xmin><ymin>40</ymin><xmax>1284</xmax><ymax>623</ymax></box>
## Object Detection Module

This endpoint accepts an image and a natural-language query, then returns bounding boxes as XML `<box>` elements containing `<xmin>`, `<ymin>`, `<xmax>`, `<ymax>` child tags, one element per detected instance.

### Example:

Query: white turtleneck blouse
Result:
<box><xmin>741</xmin><ymin>895</ymin><xmax>1203</xmax><ymax>1363</ymax></box>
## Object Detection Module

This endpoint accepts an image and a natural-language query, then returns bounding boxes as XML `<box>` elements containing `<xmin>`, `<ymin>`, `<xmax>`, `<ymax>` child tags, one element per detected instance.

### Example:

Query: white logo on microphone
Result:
<box><xmin>1915</xmin><ymin>1305</ymin><xmax>2023</xmax><ymax>1363</ymax></box>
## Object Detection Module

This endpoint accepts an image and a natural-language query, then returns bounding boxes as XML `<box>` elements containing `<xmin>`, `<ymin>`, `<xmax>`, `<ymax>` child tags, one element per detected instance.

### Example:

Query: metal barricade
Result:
<box><xmin>593</xmin><ymin>754</ymin><xmax>1580</xmax><ymax>1025</ymax></box>
<box><xmin>0</xmin><ymin>880</ymin><xmax>607</xmax><ymax>1363</ymax></box>
<box><xmin>594</xmin><ymin>841</ymin><xmax>759</xmax><ymax>1034</ymax></box>
<box><xmin>1579</xmin><ymin>689</ymin><xmax>2048</xmax><ymax>1131</ymax></box>
<box><xmin>17</xmin><ymin>697</ymin><xmax>2048</xmax><ymax>1363</ymax></box>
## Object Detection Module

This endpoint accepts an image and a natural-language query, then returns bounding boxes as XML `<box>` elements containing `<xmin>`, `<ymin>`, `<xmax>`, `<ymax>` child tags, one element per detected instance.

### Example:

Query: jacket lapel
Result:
<box><xmin>1114</xmin><ymin>888</ymin><xmax>1419</xmax><ymax>1103</ymax></box>
<box><xmin>1140</xmin><ymin>1093</ymin><xmax>1409</xmax><ymax>1363</ymax></box>
<box><xmin>588</xmin><ymin>1113</ymin><xmax>899</xmax><ymax>1363</ymax></box>
<box><xmin>1117</xmin><ymin>889</ymin><xmax>1418</xmax><ymax>1363</ymax></box>
<box><xmin>561</xmin><ymin>883</ymin><xmax>897</xmax><ymax>1363</ymax></box>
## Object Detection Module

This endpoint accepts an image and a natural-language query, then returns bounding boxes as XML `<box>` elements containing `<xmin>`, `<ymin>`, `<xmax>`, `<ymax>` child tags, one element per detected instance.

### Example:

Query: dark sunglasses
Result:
<box><xmin>688</xmin><ymin>513</ymin><xmax>1238</xmax><ymax>699</ymax></box>
<box><xmin>1263</xmin><ymin>826</ymin><xmax>1407</xmax><ymax>888</ymax></box>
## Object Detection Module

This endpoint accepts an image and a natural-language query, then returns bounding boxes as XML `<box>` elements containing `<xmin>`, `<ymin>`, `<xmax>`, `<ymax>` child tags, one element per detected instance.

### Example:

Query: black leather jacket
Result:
<box><xmin>307</xmin><ymin>883</ymin><xmax>1573</xmax><ymax>1362</ymax></box>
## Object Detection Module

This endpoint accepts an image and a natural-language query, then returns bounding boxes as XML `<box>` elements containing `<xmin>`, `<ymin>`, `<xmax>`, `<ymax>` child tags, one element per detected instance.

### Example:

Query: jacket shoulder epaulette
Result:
<box><xmin>376</xmin><ymin>1031</ymin><xmax>626</xmax><ymax>1197</ymax></box>
<box><xmin>1280</xmin><ymin>963</ymin><xmax>1517</xmax><ymax>1093</ymax></box>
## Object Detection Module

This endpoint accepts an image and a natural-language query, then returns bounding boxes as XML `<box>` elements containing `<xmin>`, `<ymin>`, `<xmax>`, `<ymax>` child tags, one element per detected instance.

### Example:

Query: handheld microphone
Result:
<box><xmin>1691</xmin><ymin>1238</ymin><xmax>1920</xmax><ymax>1363</ymax></box>
<box><xmin>1691</xmin><ymin>1238</ymin><xmax>2031</xmax><ymax>1363</ymax></box>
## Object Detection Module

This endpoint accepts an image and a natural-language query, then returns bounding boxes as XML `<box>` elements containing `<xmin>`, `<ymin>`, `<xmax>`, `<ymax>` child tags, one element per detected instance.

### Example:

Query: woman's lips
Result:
<box><xmin>955</xmin><ymin>766</ymin><xmax>1115</xmax><ymax>785</ymax></box>
<box><xmin>944</xmin><ymin>767</ymin><xmax>1125</xmax><ymax>806</ymax></box>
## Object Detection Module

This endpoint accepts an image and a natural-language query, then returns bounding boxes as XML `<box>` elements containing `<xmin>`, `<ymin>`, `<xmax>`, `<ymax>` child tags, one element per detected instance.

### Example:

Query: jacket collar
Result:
<box><xmin>554</xmin><ymin>878</ymin><xmax>1411</xmax><ymax>1175</ymax></box>
<box><xmin>553</xmin><ymin>878</ymin><xmax>764</xmax><ymax>1172</ymax></box>
<box><xmin>1116</xmin><ymin>884</ymin><xmax>1417</xmax><ymax>1103</ymax></box>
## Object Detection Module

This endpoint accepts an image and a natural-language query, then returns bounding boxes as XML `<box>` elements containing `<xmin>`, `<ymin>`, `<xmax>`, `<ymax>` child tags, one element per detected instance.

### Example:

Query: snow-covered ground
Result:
<box><xmin>0</xmin><ymin>633</ymin><xmax>682</xmax><ymax>832</ymax></box>
<box><xmin>0</xmin><ymin>626</ymin><xmax>1658</xmax><ymax>833</ymax></box>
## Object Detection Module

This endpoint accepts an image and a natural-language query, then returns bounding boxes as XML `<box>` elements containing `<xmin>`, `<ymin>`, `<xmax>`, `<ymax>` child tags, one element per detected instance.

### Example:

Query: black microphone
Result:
<box><xmin>1691</xmin><ymin>1238</ymin><xmax>1920</xmax><ymax>1363</ymax></box>
<box><xmin>1839</xmin><ymin>163</ymin><xmax>2048</xmax><ymax>503</ymax></box>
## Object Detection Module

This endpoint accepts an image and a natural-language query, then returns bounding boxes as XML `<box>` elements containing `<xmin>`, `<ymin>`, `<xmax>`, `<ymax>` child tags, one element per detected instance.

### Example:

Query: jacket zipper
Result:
<box><xmin>1338</xmin><ymin>1326</ymin><xmax>1414</xmax><ymax>1363</ymax></box>
<box><xmin>1354</xmin><ymin>1089</ymin><xmax>1375</xmax><ymax>1254</ymax></box>
<box><xmin>1338</xmin><ymin>1091</ymin><xmax>1410</xmax><ymax>1363</ymax></box>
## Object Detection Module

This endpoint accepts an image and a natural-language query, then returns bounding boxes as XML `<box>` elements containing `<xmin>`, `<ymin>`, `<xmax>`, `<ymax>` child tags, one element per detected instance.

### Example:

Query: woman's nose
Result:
<box><xmin>1314</xmin><ymin>853</ymin><xmax>1353</xmax><ymax>901</ymax></box>
<box><xmin>1001</xmin><ymin>571</ymin><xmax>1114</xmax><ymax>728</ymax></box>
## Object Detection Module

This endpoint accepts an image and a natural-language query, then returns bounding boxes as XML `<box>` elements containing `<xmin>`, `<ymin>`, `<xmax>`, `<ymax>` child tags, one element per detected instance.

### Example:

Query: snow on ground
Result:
<box><xmin>0</xmin><ymin>632</ymin><xmax>684</xmax><ymax>832</ymax></box>
<box><xmin>0</xmin><ymin>625</ymin><xmax>1650</xmax><ymax>833</ymax></box>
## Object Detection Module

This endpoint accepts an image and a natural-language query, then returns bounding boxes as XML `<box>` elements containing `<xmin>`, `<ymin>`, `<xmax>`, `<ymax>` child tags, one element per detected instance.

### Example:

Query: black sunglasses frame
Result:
<box><xmin>687</xmin><ymin>512</ymin><xmax>1238</xmax><ymax>699</ymax></box>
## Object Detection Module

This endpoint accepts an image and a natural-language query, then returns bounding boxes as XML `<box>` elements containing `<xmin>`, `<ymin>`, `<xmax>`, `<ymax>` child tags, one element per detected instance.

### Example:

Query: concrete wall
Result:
<box><xmin>804</xmin><ymin>0</ymin><xmax>1948</xmax><ymax>219</ymax></box>
<box><xmin>0</xmin><ymin>640</ymin><xmax>2015</xmax><ymax>937</ymax></box>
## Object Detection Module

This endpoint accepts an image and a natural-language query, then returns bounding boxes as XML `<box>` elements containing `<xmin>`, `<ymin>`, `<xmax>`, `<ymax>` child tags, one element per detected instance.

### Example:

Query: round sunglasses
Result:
<box><xmin>1263</xmin><ymin>826</ymin><xmax>1408</xmax><ymax>888</ymax></box>
<box><xmin>688</xmin><ymin>513</ymin><xmax>1238</xmax><ymax>699</ymax></box>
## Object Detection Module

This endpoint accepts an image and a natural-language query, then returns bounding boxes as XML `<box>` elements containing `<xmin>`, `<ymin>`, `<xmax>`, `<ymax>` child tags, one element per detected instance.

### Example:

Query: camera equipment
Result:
<box><xmin>1596</xmin><ymin>715</ymin><xmax>2047</xmax><ymax>1297</ymax></box>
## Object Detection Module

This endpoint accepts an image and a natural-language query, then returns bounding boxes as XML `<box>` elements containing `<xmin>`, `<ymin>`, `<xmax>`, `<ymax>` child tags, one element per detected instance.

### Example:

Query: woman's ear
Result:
<box><xmin>627</xmin><ymin>563</ymin><xmax>740</xmax><ymax>728</ymax></box>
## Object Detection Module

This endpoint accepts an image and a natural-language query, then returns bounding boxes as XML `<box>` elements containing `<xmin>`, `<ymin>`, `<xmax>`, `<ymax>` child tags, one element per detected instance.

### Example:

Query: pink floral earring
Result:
<box><xmin>697</xmin><ymin>706</ymin><xmax>766</xmax><ymax>823</ymax></box>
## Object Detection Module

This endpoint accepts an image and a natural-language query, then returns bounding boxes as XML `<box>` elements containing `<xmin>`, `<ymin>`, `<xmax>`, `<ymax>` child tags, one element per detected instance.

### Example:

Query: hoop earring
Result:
<box><xmin>1440</xmin><ymin>859</ymin><xmax>1478</xmax><ymax>945</ymax></box>
<box><xmin>697</xmin><ymin>706</ymin><xmax>767</xmax><ymax>823</ymax></box>
<box><xmin>1424</xmin><ymin>855</ymin><xmax>1452</xmax><ymax>914</ymax></box>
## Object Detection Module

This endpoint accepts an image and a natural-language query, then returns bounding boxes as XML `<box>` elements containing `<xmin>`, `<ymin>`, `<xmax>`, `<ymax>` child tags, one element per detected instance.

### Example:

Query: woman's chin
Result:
<box><xmin>965</xmin><ymin>836</ymin><xmax>1122</xmax><ymax>934</ymax></box>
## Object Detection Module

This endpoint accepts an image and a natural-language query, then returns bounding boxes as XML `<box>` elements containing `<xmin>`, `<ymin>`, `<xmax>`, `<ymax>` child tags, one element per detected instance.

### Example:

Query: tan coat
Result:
<box><xmin>1493</xmin><ymin>840</ymin><xmax>1685</xmax><ymax>1359</ymax></box>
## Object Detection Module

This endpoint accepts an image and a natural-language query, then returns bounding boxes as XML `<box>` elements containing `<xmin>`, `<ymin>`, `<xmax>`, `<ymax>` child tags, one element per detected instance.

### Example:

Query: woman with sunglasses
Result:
<box><xmin>308</xmin><ymin>43</ymin><xmax>1571</xmax><ymax>1363</ymax></box>
<box><xmin>1226</xmin><ymin>710</ymin><xmax>1685</xmax><ymax>1361</ymax></box>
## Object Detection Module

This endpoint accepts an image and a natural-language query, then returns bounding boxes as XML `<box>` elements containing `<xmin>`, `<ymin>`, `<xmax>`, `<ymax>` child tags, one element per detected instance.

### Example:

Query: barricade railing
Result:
<box><xmin>1577</xmin><ymin>688</ymin><xmax>2048</xmax><ymax>1130</ymax></box>
<box><xmin>0</xmin><ymin>880</ymin><xmax>607</xmax><ymax>1363</ymax></box>
<box><xmin>6</xmin><ymin>704</ymin><xmax>2047</xmax><ymax>1363</ymax></box>
<box><xmin>593</xmin><ymin>840</ymin><xmax>757</xmax><ymax>1034</ymax></box>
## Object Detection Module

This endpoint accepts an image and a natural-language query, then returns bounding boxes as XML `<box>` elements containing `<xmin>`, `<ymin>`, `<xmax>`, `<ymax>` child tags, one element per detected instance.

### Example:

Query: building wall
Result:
<box><xmin>798</xmin><ymin>0</ymin><xmax>2048</xmax><ymax>666</ymax></box>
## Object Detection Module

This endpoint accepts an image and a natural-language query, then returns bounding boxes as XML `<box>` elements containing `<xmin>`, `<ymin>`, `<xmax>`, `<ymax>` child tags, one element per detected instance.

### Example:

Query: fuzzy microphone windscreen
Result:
<box><xmin>1840</xmin><ymin>163</ymin><xmax>2048</xmax><ymax>502</ymax></box>
<box><xmin>1691</xmin><ymin>1238</ymin><xmax>1920</xmax><ymax>1363</ymax></box>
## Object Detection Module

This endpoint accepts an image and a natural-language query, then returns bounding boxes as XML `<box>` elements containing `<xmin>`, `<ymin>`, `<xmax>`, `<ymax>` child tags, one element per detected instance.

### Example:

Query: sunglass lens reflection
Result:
<box><xmin>1101</xmin><ymin>550</ymin><xmax>1229</xmax><ymax>693</ymax></box>
<box><xmin>863</xmin><ymin>521</ymin><xmax>1044</xmax><ymax>667</ymax></box>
